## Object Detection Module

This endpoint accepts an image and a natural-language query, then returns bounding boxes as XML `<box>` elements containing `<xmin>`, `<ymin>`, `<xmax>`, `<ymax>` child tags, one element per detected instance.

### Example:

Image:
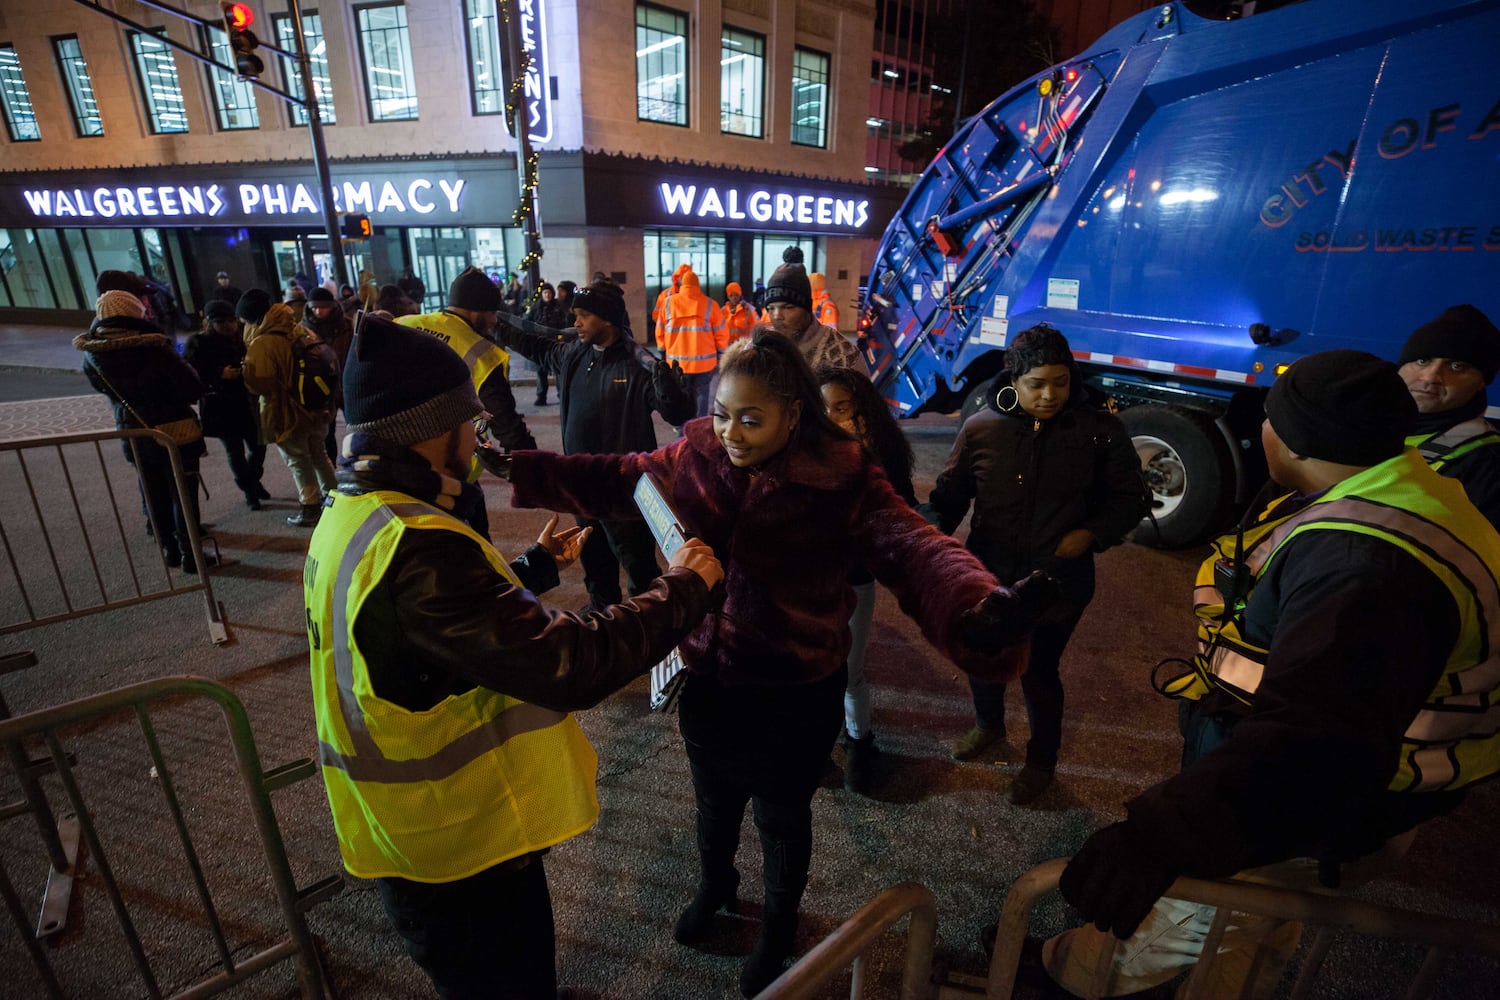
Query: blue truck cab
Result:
<box><xmin>861</xmin><ymin>0</ymin><xmax>1500</xmax><ymax>545</ymax></box>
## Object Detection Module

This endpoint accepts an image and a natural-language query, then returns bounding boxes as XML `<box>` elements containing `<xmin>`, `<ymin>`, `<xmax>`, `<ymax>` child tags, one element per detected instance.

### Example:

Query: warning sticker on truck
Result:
<box><xmin>1047</xmin><ymin>278</ymin><xmax>1080</xmax><ymax>310</ymax></box>
<box><xmin>979</xmin><ymin>316</ymin><xmax>1009</xmax><ymax>345</ymax></box>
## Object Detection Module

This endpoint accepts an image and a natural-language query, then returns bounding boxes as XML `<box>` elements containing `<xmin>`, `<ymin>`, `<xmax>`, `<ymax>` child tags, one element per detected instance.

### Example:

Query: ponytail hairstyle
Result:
<box><xmin>816</xmin><ymin>364</ymin><xmax>914</xmax><ymax>495</ymax></box>
<box><xmin>715</xmin><ymin>330</ymin><xmax>845</xmax><ymax>453</ymax></box>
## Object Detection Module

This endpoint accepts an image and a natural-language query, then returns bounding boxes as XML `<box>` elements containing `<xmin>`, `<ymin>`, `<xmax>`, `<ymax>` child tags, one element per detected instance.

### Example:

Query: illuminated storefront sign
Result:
<box><xmin>519</xmin><ymin>0</ymin><xmax>552</xmax><ymax>144</ymax></box>
<box><xmin>21</xmin><ymin>176</ymin><xmax>468</xmax><ymax>222</ymax></box>
<box><xmin>657</xmin><ymin>181</ymin><xmax>871</xmax><ymax>230</ymax></box>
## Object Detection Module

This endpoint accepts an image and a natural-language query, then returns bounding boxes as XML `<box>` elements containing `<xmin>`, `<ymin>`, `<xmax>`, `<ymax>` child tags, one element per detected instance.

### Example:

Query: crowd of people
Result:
<box><xmin>71</xmin><ymin>255</ymin><xmax>1500</xmax><ymax>999</ymax></box>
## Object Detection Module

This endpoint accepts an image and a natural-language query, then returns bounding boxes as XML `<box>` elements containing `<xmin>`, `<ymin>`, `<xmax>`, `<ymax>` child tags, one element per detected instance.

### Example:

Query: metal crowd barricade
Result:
<box><xmin>756</xmin><ymin>882</ymin><xmax>939</xmax><ymax>1000</ymax></box>
<box><xmin>0</xmin><ymin>428</ymin><xmax>228</xmax><ymax>645</ymax></box>
<box><xmin>0</xmin><ymin>675</ymin><xmax>340</xmax><ymax>999</ymax></box>
<box><xmin>975</xmin><ymin>857</ymin><xmax>1500</xmax><ymax>1000</ymax></box>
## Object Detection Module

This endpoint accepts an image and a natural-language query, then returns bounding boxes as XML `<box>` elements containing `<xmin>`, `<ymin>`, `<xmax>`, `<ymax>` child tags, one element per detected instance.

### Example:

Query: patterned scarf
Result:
<box><xmin>336</xmin><ymin>430</ymin><xmax>483</xmax><ymax>521</ymax></box>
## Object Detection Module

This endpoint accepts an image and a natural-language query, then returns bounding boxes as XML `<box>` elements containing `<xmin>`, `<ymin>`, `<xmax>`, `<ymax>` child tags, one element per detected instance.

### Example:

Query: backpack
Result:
<box><xmin>289</xmin><ymin>329</ymin><xmax>341</xmax><ymax>411</ymax></box>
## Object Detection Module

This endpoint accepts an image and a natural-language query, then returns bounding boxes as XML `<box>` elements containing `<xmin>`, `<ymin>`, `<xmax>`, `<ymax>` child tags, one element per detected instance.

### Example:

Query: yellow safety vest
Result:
<box><xmin>1172</xmin><ymin>449</ymin><xmax>1500</xmax><ymax>793</ymax></box>
<box><xmin>398</xmin><ymin>311</ymin><xmax>510</xmax><ymax>482</ymax></box>
<box><xmin>398</xmin><ymin>311</ymin><xmax>511</xmax><ymax>389</ymax></box>
<box><xmin>305</xmin><ymin>490</ymin><xmax>599</xmax><ymax>882</ymax></box>
<box><xmin>1406</xmin><ymin>417</ymin><xmax>1500</xmax><ymax>472</ymax></box>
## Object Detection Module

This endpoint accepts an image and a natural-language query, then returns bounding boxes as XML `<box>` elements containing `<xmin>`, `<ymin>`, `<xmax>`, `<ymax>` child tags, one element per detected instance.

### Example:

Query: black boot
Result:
<box><xmin>672</xmin><ymin>870</ymin><xmax>740</xmax><ymax>945</ymax></box>
<box><xmin>739</xmin><ymin>900</ymin><xmax>797</xmax><ymax>997</ymax></box>
<box><xmin>287</xmin><ymin>504</ymin><xmax>322</xmax><ymax>528</ymax></box>
<box><xmin>844</xmin><ymin>732</ymin><xmax>879</xmax><ymax>795</ymax></box>
<box><xmin>740</xmin><ymin>811</ymin><xmax>812</xmax><ymax>996</ymax></box>
<box><xmin>674</xmin><ymin>792</ymin><xmax>743</xmax><ymax>946</ymax></box>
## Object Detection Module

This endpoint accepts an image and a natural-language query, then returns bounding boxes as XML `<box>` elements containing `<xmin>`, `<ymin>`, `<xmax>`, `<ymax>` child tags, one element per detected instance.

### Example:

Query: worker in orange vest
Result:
<box><xmin>662</xmin><ymin>268</ymin><xmax>728</xmax><ymax>417</ymax></box>
<box><xmin>653</xmin><ymin>264</ymin><xmax>690</xmax><ymax>354</ymax></box>
<box><xmin>810</xmin><ymin>272</ymin><xmax>840</xmax><ymax>330</ymax></box>
<box><xmin>722</xmin><ymin>282</ymin><xmax>759</xmax><ymax>344</ymax></box>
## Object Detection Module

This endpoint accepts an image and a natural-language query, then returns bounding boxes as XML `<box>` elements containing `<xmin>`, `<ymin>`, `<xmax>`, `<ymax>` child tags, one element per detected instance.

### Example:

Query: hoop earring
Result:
<box><xmin>994</xmin><ymin>384</ymin><xmax>1020</xmax><ymax>413</ymax></box>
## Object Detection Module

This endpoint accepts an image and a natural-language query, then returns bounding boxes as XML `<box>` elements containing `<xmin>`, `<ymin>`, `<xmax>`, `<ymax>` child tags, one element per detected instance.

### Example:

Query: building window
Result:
<box><xmin>791</xmin><ymin>47</ymin><xmax>829</xmax><ymax>148</ymax></box>
<box><xmin>720</xmin><ymin>27</ymin><xmax>763</xmax><ymax>138</ymax></box>
<box><xmin>129</xmin><ymin>30</ymin><xmax>190</xmax><ymax>134</ymax></box>
<box><xmin>51</xmin><ymin>36</ymin><xmax>103</xmax><ymax>136</ymax></box>
<box><xmin>272</xmin><ymin>11</ymin><xmax>336</xmax><ymax>125</ymax></box>
<box><xmin>635</xmin><ymin>4</ymin><xmax>687</xmax><ymax>126</ymax></box>
<box><xmin>0</xmin><ymin>44</ymin><xmax>41</xmax><ymax>141</ymax></box>
<box><xmin>202</xmin><ymin>25</ymin><xmax>260</xmax><ymax>130</ymax></box>
<box><xmin>464</xmin><ymin>0</ymin><xmax>503</xmax><ymax>115</ymax></box>
<box><xmin>356</xmin><ymin>3</ymin><xmax>418</xmax><ymax>122</ymax></box>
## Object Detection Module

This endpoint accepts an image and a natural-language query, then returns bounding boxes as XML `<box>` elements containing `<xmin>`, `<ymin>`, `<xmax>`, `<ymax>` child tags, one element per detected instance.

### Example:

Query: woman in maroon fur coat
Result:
<box><xmin>507</xmin><ymin>331</ymin><xmax>1045</xmax><ymax>996</ymax></box>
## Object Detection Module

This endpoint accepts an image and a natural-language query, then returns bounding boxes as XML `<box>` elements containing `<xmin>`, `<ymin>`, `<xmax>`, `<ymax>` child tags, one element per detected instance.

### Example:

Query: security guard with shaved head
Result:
<box><xmin>305</xmin><ymin>314</ymin><xmax>722</xmax><ymax>999</ymax></box>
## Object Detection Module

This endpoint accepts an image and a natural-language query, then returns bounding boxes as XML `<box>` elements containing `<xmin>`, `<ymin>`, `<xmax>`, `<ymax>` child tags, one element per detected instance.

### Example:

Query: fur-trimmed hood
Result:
<box><xmin>74</xmin><ymin>315</ymin><xmax>172</xmax><ymax>354</ymax></box>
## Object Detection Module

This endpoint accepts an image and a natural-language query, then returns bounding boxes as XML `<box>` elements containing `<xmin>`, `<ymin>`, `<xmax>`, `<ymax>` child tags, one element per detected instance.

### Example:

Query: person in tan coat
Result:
<box><xmin>241</xmin><ymin>299</ymin><xmax>338</xmax><ymax>526</ymax></box>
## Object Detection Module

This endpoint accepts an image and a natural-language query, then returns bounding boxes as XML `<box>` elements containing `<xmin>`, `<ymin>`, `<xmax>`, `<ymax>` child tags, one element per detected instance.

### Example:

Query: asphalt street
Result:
<box><xmin>0</xmin><ymin>331</ymin><xmax>1496</xmax><ymax>1000</ymax></box>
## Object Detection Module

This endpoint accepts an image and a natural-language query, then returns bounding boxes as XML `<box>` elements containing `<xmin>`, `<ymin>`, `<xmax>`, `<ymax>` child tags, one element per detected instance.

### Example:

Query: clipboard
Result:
<box><xmin>633</xmin><ymin>472</ymin><xmax>691</xmax><ymax>712</ymax></box>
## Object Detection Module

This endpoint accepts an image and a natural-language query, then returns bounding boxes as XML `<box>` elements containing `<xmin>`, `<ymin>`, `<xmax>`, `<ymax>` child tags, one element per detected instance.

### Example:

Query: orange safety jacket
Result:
<box><xmin>664</xmin><ymin>278</ymin><xmax>729</xmax><ymax>374</ymax></box>
<box><xmin>723</xmin><ymin>301</ymin><xmax>758</xmax><ymax>343</ymax></box>
<box><xmin>812</xmin><ymin>291</ymin><xmax>840</xmax><ymax>330</ymax></box>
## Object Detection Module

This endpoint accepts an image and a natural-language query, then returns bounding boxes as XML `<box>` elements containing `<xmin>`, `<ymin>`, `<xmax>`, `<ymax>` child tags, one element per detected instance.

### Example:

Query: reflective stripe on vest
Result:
<box><xmin>1407</xmin><ymin>418</ymin><xmax>1500</xmax><ymax>472</ymax></box>
<box><xmin>306</xmin><ymin>491</ymin><xmax>599</xmax><ymax>881</ymax></box>
<box><xmin>1191</xmin><ymin>451</ymin><xmax>1500</xmax><ymax>793</ymax></box>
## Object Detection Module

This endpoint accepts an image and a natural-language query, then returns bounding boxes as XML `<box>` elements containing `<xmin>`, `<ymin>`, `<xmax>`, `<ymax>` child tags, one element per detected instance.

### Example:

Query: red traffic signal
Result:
<box><xmin>222</xmin><ymin>2</ymin><xmax>254</xmax><ymax>31</ymax></box>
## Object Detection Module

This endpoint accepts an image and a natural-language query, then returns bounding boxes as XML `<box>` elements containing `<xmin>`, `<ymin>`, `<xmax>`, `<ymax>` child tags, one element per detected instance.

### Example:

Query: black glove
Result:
<box><xmin>1058</xmin><ymin>822</ymin><xmax>1180</xmax><ymax>939</ymax></box>
<box><xmin>652</xmin><ymin>358</ymin><xmax>687</xmax><ymax>396</ymax></box>
<box><xmin>475</xmin><ymin>445</ymin><xmax>512</xmax><ymax>480</ymax></box>
<box><xmin>957</xmin><ymin>570</ymin><xmax>1060</xmax><ymax>653</ymax></box>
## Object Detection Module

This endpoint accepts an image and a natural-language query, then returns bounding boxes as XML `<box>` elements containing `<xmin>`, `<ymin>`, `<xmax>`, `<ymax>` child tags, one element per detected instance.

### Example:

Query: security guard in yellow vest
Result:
<box><xmin>1396</xmin><ymin>303</ymin><xmax>1500</xmax><ymax>529</ymax></box>
<box><xmin>1035</xmin><ymin>351</ymin><xmax>1500</xmax><ymax>999</ymax></box>
<box><xmin>398</xmin><ymin>267</ymin><xmax>536</xmax><ymax>536</ymax></box>
<box><xmin>307</xmin><ymin>314</ymin><xmax>723</xmax><ymax>999</ymax></box>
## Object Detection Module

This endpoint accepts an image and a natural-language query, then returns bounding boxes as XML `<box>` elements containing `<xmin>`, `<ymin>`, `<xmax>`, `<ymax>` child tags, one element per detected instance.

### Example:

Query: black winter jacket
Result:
<box><xmin>496</xmin><ymin>313</ymin><xmax>695</xmax><ymax>455</ymax></box>
<box><xmin>922</xmin><ymin>389</ymin><xmax>1148</xmax><ymax>587</ymax></box>
<box><xmin>338</xmin><ymin>470</ymin><xmax>716</xmax><ymax>713</ymax></box>
<box><xmin>76</xmin><ymin>317</ymin><xmax>206</xmax><ymax>463</ymax></box>
<box><xmin>183</xmin><ymin>328</ymin><xmax>258</xmax><ymax>440</ymax></box>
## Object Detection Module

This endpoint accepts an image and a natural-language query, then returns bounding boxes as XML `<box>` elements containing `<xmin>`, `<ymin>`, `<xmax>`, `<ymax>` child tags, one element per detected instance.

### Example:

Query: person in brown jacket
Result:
<box><xmin>241</xmin><ymin>297</ymin><xmax>338</xmax><ymax>526</ymax></box>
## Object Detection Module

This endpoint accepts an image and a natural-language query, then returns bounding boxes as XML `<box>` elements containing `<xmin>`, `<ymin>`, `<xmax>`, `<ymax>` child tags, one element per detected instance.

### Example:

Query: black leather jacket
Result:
<box><xmin>341</xmin><ymin>477</ymin><xmax>715</xmax><ymax>713</ymax></box>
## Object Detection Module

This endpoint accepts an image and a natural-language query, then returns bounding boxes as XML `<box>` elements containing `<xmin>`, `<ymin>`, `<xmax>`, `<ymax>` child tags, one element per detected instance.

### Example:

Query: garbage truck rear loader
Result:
<box><xmin>861</xmin><ymin>0</ymin><xmax>1500</xmax><ymax>546</ymax></box>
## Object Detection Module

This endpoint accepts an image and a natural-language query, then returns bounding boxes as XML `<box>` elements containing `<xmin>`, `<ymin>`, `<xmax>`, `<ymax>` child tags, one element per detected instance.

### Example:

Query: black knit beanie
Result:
<box><xmin>1398</xmin><ymin>304</ymin><xmax>1500</xmax><ymax>385</ymax></box>
<box><xmin>308</xmin><ymin>287</ymin><xmax>337</xmax><ymax>305</ymax></box>
<box><xmin>343</xmin><ymin>315</ymin><xmax>482</xmax><ymax>446</ymax></box>
<box><xmin>448</xmin><ymin>267</ymin><xmax>501</xmax><ymax>312</ymax></box>
<box><xmin>204</xmin><ymin>300</ymin><xmax>236</xmax><ymax>322</ymax></box>
<box><xmin>1264</xmin><ymin>350</ymin><xmax>1415</xmax><ymax>466</ymax></box>
<box><xmin>235</xmin><ymin>288</ymin><xmax>272</xmax><ymax>324</ymax></box>
<box><xmin>96</xmin><ymin>270</ymin><xmax>145</xmax><ymax>296</ymax></box>
<box><xmin>763</xmin><ymin>247</ymin><xmax>812</xmax><ymax>312</ymax></box>
<box><xmin>572</xmin><ymin>280</ymin><xmax>629</xmax><ymax>331</ymax></box>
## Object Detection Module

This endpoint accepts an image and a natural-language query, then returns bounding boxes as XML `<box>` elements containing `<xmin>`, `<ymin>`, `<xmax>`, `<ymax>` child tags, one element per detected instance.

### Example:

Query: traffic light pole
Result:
<box><xmin>285</xmin><ymin>0</ymin><xmax>348</xmax><ymax>290</ymax></box>
<box><xmin>69</xmin><ymin>0</ymin><xmax>347</xmax><ymax>289</ymax></box>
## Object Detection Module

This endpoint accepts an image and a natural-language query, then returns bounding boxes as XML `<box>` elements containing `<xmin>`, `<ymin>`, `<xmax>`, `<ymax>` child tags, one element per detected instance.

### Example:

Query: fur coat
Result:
<box><xmin>510</xmin><ymin>417</ymin><xmax>1018</xmax><ymax>687</ymax></box>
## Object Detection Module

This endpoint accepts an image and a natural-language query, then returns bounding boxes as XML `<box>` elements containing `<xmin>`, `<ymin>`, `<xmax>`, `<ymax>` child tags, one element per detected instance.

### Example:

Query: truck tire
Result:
<box><xmin>957</xmin><ymin>378</ymin><xmax>996</xmax><ymax>424</ymax></box>
<box><xmin>1119</xmin><ymin>404</ymin><xmax>1235</xmax><ymax>549</ymax></box>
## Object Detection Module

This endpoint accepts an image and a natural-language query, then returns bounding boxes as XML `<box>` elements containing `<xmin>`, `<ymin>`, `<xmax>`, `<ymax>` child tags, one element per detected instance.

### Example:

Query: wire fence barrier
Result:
<box><xmin>0</xmin><ymin>428</ymin><xmax>228</xmax><ymax>645</ymax></box>
<box><xmin>0</xmin><ymin>674</ymin><xmax>340</xmax><ymax>999</ymax></box>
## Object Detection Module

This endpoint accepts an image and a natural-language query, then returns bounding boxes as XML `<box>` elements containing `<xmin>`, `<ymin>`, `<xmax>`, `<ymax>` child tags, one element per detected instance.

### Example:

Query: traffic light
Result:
<box><xmin>220</xmin><ymin>2</ymin><xmax>263</xmax><ymax>79</ymax></box>
<box><xmin>340</xmin><ymin>214</ymin><xmax>372</xmax><ymax>240</ymax></box>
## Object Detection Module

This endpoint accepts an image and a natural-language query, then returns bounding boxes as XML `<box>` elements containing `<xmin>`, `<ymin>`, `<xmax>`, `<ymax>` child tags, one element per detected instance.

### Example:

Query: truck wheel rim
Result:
<box><xmin>1133</xmin><ymin>434</ymin><xmax>1187</xmax><ymax>519</ymax></box>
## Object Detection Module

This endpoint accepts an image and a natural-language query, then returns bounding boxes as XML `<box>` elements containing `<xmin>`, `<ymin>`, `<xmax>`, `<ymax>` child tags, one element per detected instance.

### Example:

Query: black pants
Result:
<box><xmin>375</xmin><ymin>854</ymin><xmax>556</xmax><ymax>1000</ymax></box>
<box><xmin>216</xmin><ymin>431</ymin><xmax>265</xmax><ymax>500</ymax></box>
<box><xmin>133</xmin><ymin>441</ymin><xmax>201</xmax><ymax>560</ymax></box>
<box><xmin>578</xmin><ymin>515</ymin><xmax>660</xmax><ymax>610</ymax></box>
<box><xmin>678</xmin><ymin>667</ymin><xmax>846</xmax><ymax>915</ymax></box>
<box><xmin>968</xmin><ymin>565</ymin><xmax>1093</xmax><ymax>769</ymax></box>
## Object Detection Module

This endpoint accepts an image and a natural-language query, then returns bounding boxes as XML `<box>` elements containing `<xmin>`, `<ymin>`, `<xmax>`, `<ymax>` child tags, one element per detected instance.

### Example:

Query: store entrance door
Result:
<box><xmin>272</xmin><ymin>237</ymin><xmax>369</xmax><ymax>294</ymax></box>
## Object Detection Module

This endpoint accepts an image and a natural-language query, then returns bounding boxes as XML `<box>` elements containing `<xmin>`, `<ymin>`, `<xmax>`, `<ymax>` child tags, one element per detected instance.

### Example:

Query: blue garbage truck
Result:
<box><xmin>860</xmin><ymin>0</ymin><xmax>1500</xmax><ymax>546</ymax></box>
